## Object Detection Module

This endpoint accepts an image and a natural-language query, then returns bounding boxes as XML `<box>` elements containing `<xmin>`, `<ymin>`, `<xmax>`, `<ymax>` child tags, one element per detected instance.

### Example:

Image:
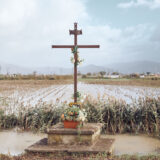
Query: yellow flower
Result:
<box><xmin>69</xmin><ymin>102</ymin><xmax>82</xmax><ymax>107</ymax></box>
<box><xmin>69</xmin><ymin>102</ymin><xmax>74</xmax><ymax>107</ymax></box>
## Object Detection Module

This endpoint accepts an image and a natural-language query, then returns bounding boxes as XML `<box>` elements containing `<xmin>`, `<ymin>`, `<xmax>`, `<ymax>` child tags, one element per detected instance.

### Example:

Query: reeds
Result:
<box><xmin>0</xmin><ymin>96</ymin><xmax>160</xmax><ymax>136</ymax></box>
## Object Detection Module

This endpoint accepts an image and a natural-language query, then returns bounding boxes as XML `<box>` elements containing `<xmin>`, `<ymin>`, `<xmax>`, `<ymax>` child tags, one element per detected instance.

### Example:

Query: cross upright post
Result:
<box><xmin>52</xmin><ymin>23</ymin><xmax>100</xmax><ymax>103</ymax></box>
<box><xmin>70</xmin><ymin>22</ymin><xmax>82</xmax><ymax>102</ymax></box>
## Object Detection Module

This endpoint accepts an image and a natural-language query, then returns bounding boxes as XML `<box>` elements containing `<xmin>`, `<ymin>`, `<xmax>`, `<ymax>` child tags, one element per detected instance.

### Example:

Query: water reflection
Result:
<box><xmin>0</xmin><ymin>130</ymin><xmax>46</xmax><ymax>155</ymax></box>
<box><xmin>103</xmin><ymin>134</ymin><xmax>160</xmax><ymax>155</ymax></box>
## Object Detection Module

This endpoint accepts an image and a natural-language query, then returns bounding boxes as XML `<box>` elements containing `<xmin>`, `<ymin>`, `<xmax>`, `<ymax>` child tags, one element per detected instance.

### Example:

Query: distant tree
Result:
<box><xmin>106</xmin><ymin>71</ymin><xmax>110</xmax><ymax>75</ymax></box>
<box><xmin>78</xmin><ymin>71</ymin><xmax>81</xmax><ymax>76</ymax></box>
<box><xmin>6</xmin><ymin>67</ymin><xmax>10</xmax><ymax>75</ymax></box>
<box><xmin>33</xmin><ymin>71</ymin><xmax>37</xmax><ymax>76</ymax></box>
<box><xmin>82</xmin><ymin>74</ymin><xmax>87</xmax><ymax>78</ymax></box>
<box><xmin>99</xmin><ymin>71</ymin><xmax>106</xmax><ymax>77</ymax></box>
<box><xmin>32</xmin><ymin>71</ymin><xmax>37</xmax><ymax>79</ymax></box>
<box><xmin>130</xmin><ymin>73</ymin><xmax>140</xmax><ymax>78</ymax></box>
<box><xmin>112</xmin><ymin>72</ymin><xmax>119</xmax><ymax>75</ymax></box>
<box><xmin>87</xmin><ymin>72</ymin><xmax>91</xmax><ymax>76</ymax></box>
<box><xmin>146</xmin><ymin>72</ymin><xmax>151</xmax><ymax>75</ymax></box>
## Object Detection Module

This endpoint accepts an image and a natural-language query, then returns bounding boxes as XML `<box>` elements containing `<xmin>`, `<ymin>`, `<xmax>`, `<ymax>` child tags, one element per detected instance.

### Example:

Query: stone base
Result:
<box><xmin>25</xmin><ymin>123</ymin><xmax>115</xmax><ymax>155</ymax></box>
<box><xmin>25</xmin><ymin>137</ymin><xmax>114</xmax><ymax>155</ymax></box>
<box><xmin>47</xmin><ymin>123</ymin><xmax>103</xmax><ymax>145</ymax></box>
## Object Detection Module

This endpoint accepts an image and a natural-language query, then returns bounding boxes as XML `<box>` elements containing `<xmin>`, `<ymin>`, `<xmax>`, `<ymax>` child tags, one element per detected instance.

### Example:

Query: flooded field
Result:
<box><xmin>0</xmin><ymin>131</ymin><xmax>160</xmax><ymax>156</ymax></box>
<box><xmin>103</xmin><ymin>134</ymin><xmax>160</xmax><ymax>155</ymax></box>
<box><xmin>0</xmin><ymin>130</ymin><xmax>46</xmax><ymax>155</ymax></box>
<box><xmin>0</xmin><ymin>82</ymin><xmax>160</xmax><ymax>113</ymax></box>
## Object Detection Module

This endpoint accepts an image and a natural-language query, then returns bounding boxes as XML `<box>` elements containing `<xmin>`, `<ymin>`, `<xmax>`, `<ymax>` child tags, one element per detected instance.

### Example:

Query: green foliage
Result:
<box><xmin>0</xmin><ymin>97</ymin><xmax>160</xmax><ymax>136</ymax></box>
<box><xmin>84</xmin><ymin>97</ymin><xmax>160</xmax><ymax>135</ymax></box>
<box><xmin>0</xmin><ymin>109</ymin><xmax>18</xmax><ymax>129</ymax></box>
<box><xmin>18</xmin><ymin>104</ymin><xmax>64</xmax><ymax>132</ymax></box>
<box><xmin>84</xmin><ymin>101</ymin><xmax>103</xmax><ymax>123</ymax></box>
<box><xmin>0</xmin><ymin>104</ymin><xmax>65</xmax><ymax>132</ymax></box>
<box><xmin>99</xmin><ymin>71</ymin><xmax>106</xmax><ymax>77</ymax></box>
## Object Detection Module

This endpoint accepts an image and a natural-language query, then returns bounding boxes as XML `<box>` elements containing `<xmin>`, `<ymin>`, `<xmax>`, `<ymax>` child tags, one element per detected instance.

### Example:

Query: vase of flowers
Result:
<box><xmin>63</xmin><ymin>121</ymin><xmax>80</xmax><ymax>129</ymax></box>
<box><xmin>61</xmin><ymin>102</ymin><xmax>87</xmax><ymax>129</ymax></box>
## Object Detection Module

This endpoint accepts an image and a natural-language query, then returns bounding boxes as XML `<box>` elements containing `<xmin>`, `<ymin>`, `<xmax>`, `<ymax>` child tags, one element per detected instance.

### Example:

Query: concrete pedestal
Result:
<box><xmin>25</xmin><ymin>123</ymin><xmax>115</xmax><ymax>155</ymax></box>
<box><xmin>47</xmin><ymin>123</ymin><xmax>102</xmax><ymax>145</ymax></box>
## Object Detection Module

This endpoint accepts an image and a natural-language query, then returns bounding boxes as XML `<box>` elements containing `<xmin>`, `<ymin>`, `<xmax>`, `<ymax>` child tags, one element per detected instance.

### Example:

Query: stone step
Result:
<box><xmin>25</xmin><ymin>137</ymin><xmax>115</xmax><ymax>155</ymax></box>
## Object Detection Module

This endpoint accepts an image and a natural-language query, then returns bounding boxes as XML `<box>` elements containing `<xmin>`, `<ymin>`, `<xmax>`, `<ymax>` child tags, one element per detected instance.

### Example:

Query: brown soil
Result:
<box><xmin>82</xmin><ymin>78</ymin><xmax>160</xmax><ymax>87</ymax></box>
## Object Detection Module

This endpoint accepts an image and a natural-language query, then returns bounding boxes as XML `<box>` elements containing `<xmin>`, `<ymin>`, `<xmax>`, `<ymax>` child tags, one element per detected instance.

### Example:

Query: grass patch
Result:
<box><xmin>1</xmin><ymin>153</ymin><xmax>160</xmax><ymax>160</ymax></box>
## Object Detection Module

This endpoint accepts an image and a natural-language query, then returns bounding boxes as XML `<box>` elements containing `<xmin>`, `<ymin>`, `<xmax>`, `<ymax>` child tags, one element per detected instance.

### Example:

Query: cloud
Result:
<box><xmin>0</xmin><ymin>0</ymin><xmax>37</xmax><ymax>36</ymax></box>
<box><xmin>0</xmin><ymin>0</ymin><xmax>160</xmax><ymax>68</ymax></box>
<box><xmin>72</xmin><ymin>23</ymin><xmax>159</xmax><ymax>65</ymax></box>
<box><xmin>150</xmin><ymin>24</ymin><xmax>160</xmax><ymax>42</ymax></box>
<box><xmin>118</xmin><ymin>0</ymin><xmax>160</xmax><ymax>9</ymax></box>
<box><xmin>0</xmin><ymin>0</ymin><xmax>90</xmax><ymax>67</ymax></box>
<box><xmin>84</xmin><ymin>24</ymin><xmax>160</xmax><ymax>64</ymax></box>
<box><xmin>0</xmin><ymin>0</ymin><xmax>36</xmax><ymax>26</ymax></box>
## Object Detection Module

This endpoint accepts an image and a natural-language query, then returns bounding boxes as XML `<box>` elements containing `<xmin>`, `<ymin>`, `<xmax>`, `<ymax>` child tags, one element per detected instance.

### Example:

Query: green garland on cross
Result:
<box><xmin>72</xmin><ymin>46</ymin><xmax>78</xmax><ymax>54</ymax></box>
<box><xmin>70</xmin><ymin>46</ymin><xmax>84</xmax><ymax>66</ymax></box>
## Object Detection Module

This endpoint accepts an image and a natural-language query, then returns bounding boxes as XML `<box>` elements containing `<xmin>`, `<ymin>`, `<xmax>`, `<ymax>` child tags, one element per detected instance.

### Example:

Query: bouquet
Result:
<box><xmin>61</xmin><ymin>102</ymin><xmax>87</xmax><ymax>122</ymax></box>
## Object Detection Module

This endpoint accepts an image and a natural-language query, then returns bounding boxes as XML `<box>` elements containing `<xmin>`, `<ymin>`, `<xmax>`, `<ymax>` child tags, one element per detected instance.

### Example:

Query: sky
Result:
<box><xmin>0</xmin><ymin>0</ymin><xmax>160</xmax><ymax>68</ymax></box>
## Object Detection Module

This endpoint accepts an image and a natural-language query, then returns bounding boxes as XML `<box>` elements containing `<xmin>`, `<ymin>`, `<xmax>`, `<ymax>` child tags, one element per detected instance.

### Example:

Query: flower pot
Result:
<box><xmin>64</xmin><ymin>121</ymin><xmax>80</xmax><ymax>129</ymax></box>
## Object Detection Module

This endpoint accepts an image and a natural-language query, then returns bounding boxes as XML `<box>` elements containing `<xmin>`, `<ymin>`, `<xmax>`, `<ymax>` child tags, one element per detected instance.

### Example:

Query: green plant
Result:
<box><xmin>0</xmin><ymin>96</ymin><xmax>160</xmax><ymax>136</ymax></box>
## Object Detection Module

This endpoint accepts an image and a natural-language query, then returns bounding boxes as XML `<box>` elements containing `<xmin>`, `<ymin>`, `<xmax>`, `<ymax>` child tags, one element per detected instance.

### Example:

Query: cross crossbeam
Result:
<box><xmin>51</xmin><ymin>22</ymin><xmax>100</xmax><ymax>102</ymax></box>
<box><xmin>69</xmin><ymin>30</ymin><xmax>82</xmax><ymax>35</ymax></box>
<box><xmin>52</xmin><ymin>45</ymin><xmax>100</xmax><ymax>48</ymax></box>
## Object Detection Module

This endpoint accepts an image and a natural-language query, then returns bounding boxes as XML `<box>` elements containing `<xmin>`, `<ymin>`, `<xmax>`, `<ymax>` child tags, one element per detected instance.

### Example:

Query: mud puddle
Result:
<box><xmin>103</xmin><ymin>134</ymin><xmax>160</xmax><ymax>155</ymax></box>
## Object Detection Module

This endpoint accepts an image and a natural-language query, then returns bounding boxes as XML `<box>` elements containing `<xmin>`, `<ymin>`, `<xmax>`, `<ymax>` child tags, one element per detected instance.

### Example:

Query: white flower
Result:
<box><xmin>72</xmin><ymin>105</ymin><xmax>77</xmax><ymax>108</ymax></box>
<box><xmin>34</xmin><ymin>112</ymin><xmax>38</xmax><ymax>116</ymax></box>
<box><xmin>78</xmin><ymin>110</ymin><xmax>87</xmax><ymax>122</ymax></box>
<box><xmin>80</xmin><ymin>99</ymin><xmax>84</xmax><ymax>102</ymax></box>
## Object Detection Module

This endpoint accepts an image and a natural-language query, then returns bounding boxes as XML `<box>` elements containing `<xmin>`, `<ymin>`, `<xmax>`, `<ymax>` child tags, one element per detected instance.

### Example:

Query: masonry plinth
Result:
<box><xmin>25</xmin><ymin>123</ymin><xmax>115</xmax><ymax>155</ymax></box>
<box><xmin>47</xmin><ymin>123</ymin><xmax>102</xmax><ymax>145</ymax></box>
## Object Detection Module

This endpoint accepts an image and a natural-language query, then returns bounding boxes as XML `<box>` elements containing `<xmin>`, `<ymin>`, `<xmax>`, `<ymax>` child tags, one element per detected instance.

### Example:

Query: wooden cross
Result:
<box><xmin>52</xmin><ymin>22</ymin><xmax>100</xmax><ymax>102</ymax></box>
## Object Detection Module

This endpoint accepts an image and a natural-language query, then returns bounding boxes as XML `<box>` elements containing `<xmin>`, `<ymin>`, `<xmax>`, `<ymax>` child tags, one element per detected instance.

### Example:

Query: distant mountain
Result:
<box><xmin>78</xmin><ymin>64</ymin><xmax>112</xmax><ymax>74</ymax></box>
<box><xmin>0</xmin><ymin>62</ymin><xmax>72</xmax><ymax>75</ymax></box>
<box><xmin>35</xmin><ymin>67</ymin><xmax>72</xmax><ymax>75</ymax></box>
<box><xmin>0</xmin><ymin>62</ymin><xmax>112</xmax><ymax>75</ymax></box>
<box><xmin>0</xmin><ymin>61</ymin><xmax>160</xmax><ymax>75</ymax></box>
<box><xmin>108</xmin><ymin>61</ymin><xmax>160</xmax><ymax>74</ymax></box>
<box><xmin>0</xmin><ymin>62</ymin><xmax>33</xmax><ymax>74</ymax></box>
